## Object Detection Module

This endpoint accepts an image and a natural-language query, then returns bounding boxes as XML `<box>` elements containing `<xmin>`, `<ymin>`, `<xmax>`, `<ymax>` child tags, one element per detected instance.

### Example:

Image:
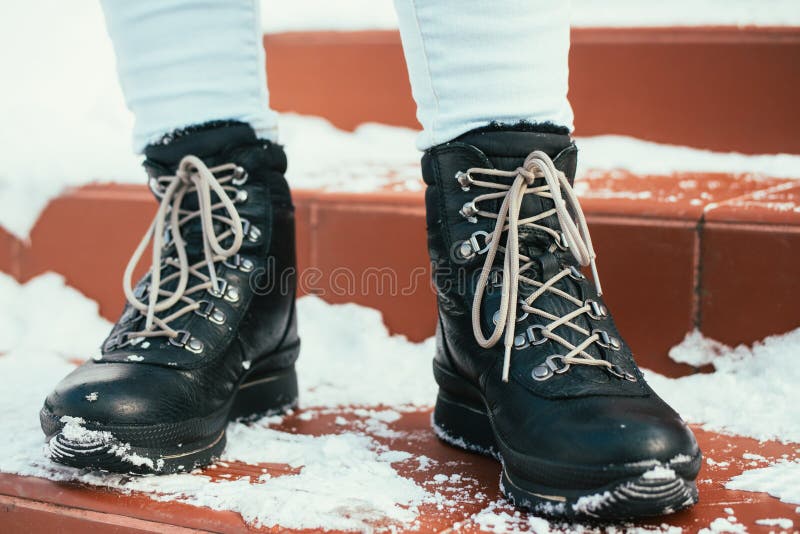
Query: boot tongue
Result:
<box><xmin>144</xmin><ymin>123</ymin><xmax>254</xmax><ymax>261</ymax></box>
<box><xmin>455</xmin><ymin>129</ymin><xmax>574</xmax><ymax>180</ymax></box>
<box><xmin>457</xmin><ymin>128</ymin><xmax>577</xmax><ymax>251</ymax></box>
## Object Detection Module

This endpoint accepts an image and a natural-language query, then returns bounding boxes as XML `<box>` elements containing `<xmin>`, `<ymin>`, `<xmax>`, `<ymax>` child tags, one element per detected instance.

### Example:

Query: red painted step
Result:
<box><xmin>1</xmin><ymin>171</ymin><xmax>798</xmax><ymax>377</ymax></box>
<box><xmin>0</xmin><ymin>412</ymin><xmax>796</xmax><ymax>533</ymax></box>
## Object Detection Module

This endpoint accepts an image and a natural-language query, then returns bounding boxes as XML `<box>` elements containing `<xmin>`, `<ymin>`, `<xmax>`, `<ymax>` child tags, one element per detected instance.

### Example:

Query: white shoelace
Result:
<box><xmin>121</xmin><ymin>155</ymin><xmax>245</xmax><ymax>343</ymax></box>
<box><xmin>463</xmin><ymin>150</ymin><xmax>620</xmax><ymax>382</ymax></box>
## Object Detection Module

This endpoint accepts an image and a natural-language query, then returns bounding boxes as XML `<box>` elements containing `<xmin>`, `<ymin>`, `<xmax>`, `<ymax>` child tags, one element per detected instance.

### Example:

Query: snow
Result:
<box><xmin>472</xmin><ymin>500</ymin><xmax>554</xmax><ymax>533</ymax></box>
<box><xmin>699</xmin><ymin>517</ymin><xmax>747</xmax><ymax>534</ymax></box>
<box><xmin>0</xmin><ymin>272</ymin><xmax>112</xmax><ymax>358</ymax></box>
<box><xmin>645</xmin><ymin>327</ymin><xmax>800</xmax><ymax>444</ymax></box>
<box><xmin>575</xmin><ymin>135</ymin><xmax>800</xmax><ymax>180</ymax></box>
<box><xmin>642</xmin><ymin>466</ymin><xmax>677</xmax><ymax>480</ymax></box>
<box><xmin>295</xmin><ymin>296</ymin><xmax>436</xmax><ymax>408</ymax></box>
<box><xmin>668</xmin><ymin>329</ymin><xmax>732</xmax><ymax>367</ymax></box>
<box><xmin>0</xmin><ymin>273</ymin><xmax>436</xmax><ymax>530</ymax></box>
<box><xmin>727</xmin><ymin>461</ymin><xmax>800</xmax><ymax>506</ymax></box>
<box><xmin>3</xmin><ymin>2</ymin><xmax>800</xmax><ymax>241</ymax></box>
<box><xmin>755</xmin><ymin>517</ymin><xmax>794</xmax><ymax>530</ymax></box>
<box><xmin>1</xmin><ymin>272</ymin><xmax>800</xmax><ymax>529</ymax></box>
<box><xmin>258</xmin><ymin>0</ymin><xmax>800</xmax><ymax>32</ymax></box>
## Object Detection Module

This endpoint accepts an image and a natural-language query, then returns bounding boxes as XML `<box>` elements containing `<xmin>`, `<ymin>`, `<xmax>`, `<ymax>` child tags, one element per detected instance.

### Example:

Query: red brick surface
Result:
<box><xmin>1</xmin><ymin>411</ymin><xmax>796</xmax><ymax>533</ymax></box>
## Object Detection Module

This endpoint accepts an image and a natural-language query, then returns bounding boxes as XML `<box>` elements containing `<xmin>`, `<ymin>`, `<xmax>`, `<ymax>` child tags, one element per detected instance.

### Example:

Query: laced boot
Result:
<box><xmin>424</xmin><ymin>127</ymin><xmax>701</xmax><ymax>519</ymax></box>
<box><xmin>40</xmin><ymin>123</ymin><xmax>300</xmax><ymax>473</ymax></box>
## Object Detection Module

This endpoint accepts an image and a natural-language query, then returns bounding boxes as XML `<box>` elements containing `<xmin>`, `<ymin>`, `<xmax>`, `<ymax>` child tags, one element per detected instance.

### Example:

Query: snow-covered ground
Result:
<box><xmin>3</xmin><ymin>0</ymin><xmax>800</xmax><ymax>240</ymax></box>
<box><xmin>258</xmin><ymin>0</ymin><xmax>800</xmax><ymax>32</ymax></box>
<box><xmin>0</xmin><ymin>272</ymin><xmax>799</xmax><ymax>531</ymax></box>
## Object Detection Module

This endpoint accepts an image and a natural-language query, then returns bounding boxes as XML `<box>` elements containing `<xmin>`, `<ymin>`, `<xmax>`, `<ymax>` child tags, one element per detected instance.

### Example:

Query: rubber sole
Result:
<box><xmin>432</xmin><ymin>362</ymin><xmax>699</xmax><ymax>520</ymax></box>
<box><xmin>42</xmin><ymin>347</ymin><xmax>299</xmax><ymax>475</ymax></box>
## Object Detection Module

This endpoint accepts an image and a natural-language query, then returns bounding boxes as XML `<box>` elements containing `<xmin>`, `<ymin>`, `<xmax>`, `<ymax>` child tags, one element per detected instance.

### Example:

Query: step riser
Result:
<box><xmin>3</xmin><ymin>177</ymin><xmax>798</xmax><ymax>377</ymax></box>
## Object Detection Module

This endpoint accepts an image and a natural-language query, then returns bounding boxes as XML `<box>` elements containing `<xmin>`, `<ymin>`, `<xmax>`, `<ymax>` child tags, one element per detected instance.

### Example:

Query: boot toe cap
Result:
<box><xmin>41</xmin><ymin>361</ymin><xmax>221</xmax><ymax>435</ymax></box>
<box><xmin>497</xmin><ymin>394</ymin><xmax>700</xmax><ymax>487</ymax></box>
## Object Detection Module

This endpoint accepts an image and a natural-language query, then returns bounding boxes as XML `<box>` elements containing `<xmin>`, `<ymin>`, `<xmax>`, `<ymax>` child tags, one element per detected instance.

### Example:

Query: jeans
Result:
<box><xmin>100</xmin><ymin>0</ymin><xmax>573</xmax><ymax>153</ymax></box>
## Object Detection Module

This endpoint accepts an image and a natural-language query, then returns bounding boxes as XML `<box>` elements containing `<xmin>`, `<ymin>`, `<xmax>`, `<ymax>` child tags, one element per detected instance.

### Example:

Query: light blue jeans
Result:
<box><xmin>100</xmin><ymin>0</ymin><xmax>573</xmax><ymax>153</ymax></box>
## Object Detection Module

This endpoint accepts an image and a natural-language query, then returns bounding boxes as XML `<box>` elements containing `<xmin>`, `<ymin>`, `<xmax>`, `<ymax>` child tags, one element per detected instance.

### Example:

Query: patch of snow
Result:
<box><xmin>755</xmin><ymin>518</ymin><xmax>794</xmax><ymax>530</ymax></box>
<box><xmin>572</xmin><ymin>490</ymin><xmax>614</xmax><ymax>514</ymax></box>
<box><xmin>126</xmin><ymin>354</ymin><xmax>144</xmax><ymax>362</ymax></box>
<box><xmin>85</xmin><ymin>392</ymin><xmax>99</xmax><ymax>402</ymax></box>
<box><xmin>645</xmin><ymin>327</ymin><xmax>800</xmax><ymax>443</ymax></box>
<box><xmin>295</xmin><ymin>295</ymin><xmax>436</xmax><ymax>408</ymax></box>
<box><xmin>726</xmin><ymin>460</ymin><xmax>800</xmax><ymax>506</ymax></box>
<box><xmin>259</xmin><ymin>0</ymin><xmax>800</xmax><ymax>32</ymax></box>
<box><xmin>699</xmin><ymin>516</ymin><xmax>747</xmax><ymax>534</ymax></box>
<box><xmin>472</xmin><ymin>500</ymin><xmax>553</xmax><ymax>534</ymax></box>
<box><xmin>668</xmin><ymin>329</ymin><xmax>730</xmax><ymax>367</ymax></box>
<box><xmin>0</xmin><ymin>274</ymin><xmax>437</xmax><ymax>530</ymax></box>
<box><xmin>0</xmin><ymin>0</ymin><xmax>141</xmax><ymax>240</ymax></box>
<box><xmin>570</xmin><ymin>0</ymin><xmax>800</xmax><ymax>27</ymax></box>
<box><xmin>0</xmin><ymin>272</ymin><xmax>111</xmax><ymax>358</ymax></box>
<box><xmin>576</xmin><ymin>135</ymin><xmax>800</xmax><ymax>180</ymax></box>
<box><xmin>642</xmin><ymin>466</ymin><xmax>677</xmax><ymax>480</ymax></box>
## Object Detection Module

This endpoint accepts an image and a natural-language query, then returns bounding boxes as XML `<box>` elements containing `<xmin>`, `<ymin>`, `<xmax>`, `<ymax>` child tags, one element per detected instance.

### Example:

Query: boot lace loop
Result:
<box><xmin>120</xmin><ymin>155</ymin><xmax>245</xmax><ymax>347</ymax></box>
<box><xmin>465</xmin><ymin>150</ymin><xmax>620</xmax><ymax>382</ymax></box>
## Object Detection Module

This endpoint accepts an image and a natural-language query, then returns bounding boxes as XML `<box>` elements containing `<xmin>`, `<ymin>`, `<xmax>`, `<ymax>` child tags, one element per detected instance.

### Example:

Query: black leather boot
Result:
<box><xmin>423</xmin><ymin>127</ymin><xmax>701</xmax><ymax>519</ymax></box>
<box><xmin>40</xmin><ymin>123</ymin><xmax>300</xmax><ymax>474</ymax></box>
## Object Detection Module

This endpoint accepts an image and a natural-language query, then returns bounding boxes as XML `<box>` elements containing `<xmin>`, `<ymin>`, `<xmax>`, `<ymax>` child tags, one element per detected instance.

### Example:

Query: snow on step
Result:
<box><xmin>258</xmin><ymin>0</ymin><xmax>800</xmax><ymax>33</ymax></box>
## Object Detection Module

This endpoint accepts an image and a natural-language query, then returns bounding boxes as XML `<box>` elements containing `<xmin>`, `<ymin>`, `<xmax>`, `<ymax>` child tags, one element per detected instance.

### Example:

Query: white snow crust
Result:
<box><xmin>1</xmin><ymin>274</ymin><xmax>800</xmax><ymax>529</ymax></box>
<box><xmin>727</xmin><ymin>461</ymin><xmax>800</xmax><ymax>507</ymax></box>
<box><xmin>646</xmin><ymin>328</ymin><xmax>800</xmax><ymax>444</ymax></box>
<box><xmin>259</xmin><ymin>0</ymin><xmax>800</xmax><ymax>32</ymax></box>
<box><xmin>755</xmin><ymin>517</ymin><xmax>794</xmax><ymax>530</ymax></box>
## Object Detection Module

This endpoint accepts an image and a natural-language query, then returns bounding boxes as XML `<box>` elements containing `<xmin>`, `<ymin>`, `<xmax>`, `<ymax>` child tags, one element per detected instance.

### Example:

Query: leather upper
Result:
<box><xmin>423</xmin><ymin>129</ymin><xmax>700</xmax><ymax>470</ymax></box>
<box><xmin>43</xmin><ymin>124</ymin><xmax>299</xmax><ymax>426</ymax></box>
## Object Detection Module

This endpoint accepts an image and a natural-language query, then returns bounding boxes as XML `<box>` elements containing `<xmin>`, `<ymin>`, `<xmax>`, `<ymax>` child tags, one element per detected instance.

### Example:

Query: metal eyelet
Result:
<box><xmin>492</xmin><ymin>300</ymin><xmax>530</xmax><ymax>326</ymax></box>
<box><xmin>455</xmin><ymin>230</ymin><xmax>490</xmax><ymax>260</ymax></box>
<box><xmin>208</xmin><ymin>280</ymin><xmax>240</xmax><ymax>302</ymax></box>
<box><xmin>162</xmin><ymin>227</ymin><xmax>173</xmax><ymax>248</ymax></box>
<box><xmin>223</xmin><ymin>254</ymin><xmax>255</xmax><ymax>273</ymax></box>
<box><xmin>532</xmin><ymin>355</ymin><xmax>571</xmax><ymax>381</ymax></box>
<box><xmin>170</xmin><ymin>330</ymin><xmax>204</xmax><ymax>354</ymax></box>
<box><xmin>455</xmin><ymin>171</ymin><xmax>473</xmax><ymax>191</ymax></box>
<box><xmin>586</xmin><ymin>299</ymin><xmax>608</xmax><ymax>320</ymax></box>
<box><xmin>241</xmin><ymin>218</ymin><xmax>261</xmax><ymax>243</ymax></box>
<box><xmin>593</xmin><ymin>329</ymin><xmax>621</xmax><ymax>350</ymax></box>
<box><xmin>103</xmin><ymin>335</ymin><xmax>120</xmax><ymax>352</ymax></box>
<box><xmin>608</xmin><ymin>364</ymin><xmax>638</xmax><ymax>382</ymax></box>
<box><xmin>133</xmin><ymin>283</ymin><xmax>149</xmax><ymax>300</ymax></box>
<box><xmin>489</xmin><ymin>269</ymin><xmax>503</xmax><ymax>288</ymax></box>
<box><xmin>459</xmin><ymin>201</ymin><xmax>479</xmax><ymax>223</ymax></box>
<box><xmin>148</xmin><ymin>177</ymin><xmax>166</xmax><ymax>197</ymax></box>
<box><xmin>555</xmin><ymin>232</ymin><xmax>569</xmax><ymax>250</ymax></box>
<box><xmin>232</xmin><ymin>166</ymin><xmax>248</xmax><ymax>186</ymax></box>
<box><xmin>224</xmin><ymin>286</ymin><xmax>240</xmax><ymax>302</ymax></box>
<box><xmin>235</xmin><ymin>189</ymin><xmax>249</xmax><ymax>204</ymax></box>
<box><xmin>194</xmin><ymin>300</ymin><xmax>226</xmax><ymax>325</ymax></box>
<box><xmin>208</xmin><ymin>279</ymin><xmax>229</xmax><ymax>298</ymax></box>
<box><xmin>568</xmin><ymin>266</ymin><xmax>585</xmax><ymax>280</ymax></box>
<box><xmin>525</xmin><ymin>324</ymin><xmax>549</xmax><ymax>346</ymax></box>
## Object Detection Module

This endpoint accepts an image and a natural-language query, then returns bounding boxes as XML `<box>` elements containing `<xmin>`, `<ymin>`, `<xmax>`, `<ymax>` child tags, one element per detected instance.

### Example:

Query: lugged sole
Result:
<box><xmin>432</xmin><ymin>367</ymin><xmax>699</xmax><ymax>520</ymax></box>
<box><xmin>43</xmin><ymin>348</ymin><xmax>299</xmax><ymax>475</ymax></box>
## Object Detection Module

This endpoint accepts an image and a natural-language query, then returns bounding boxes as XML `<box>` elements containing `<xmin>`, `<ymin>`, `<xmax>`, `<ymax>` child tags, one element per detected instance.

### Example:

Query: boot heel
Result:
<box><xmin>433</xmin><ymin>389</ymin><xmax>497</xmax><ymax>457</ymax></box>
<box><xmin>231</xmin><ymin>343</ymin><xmax>300</xmax><ymax>420</ymax></box>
